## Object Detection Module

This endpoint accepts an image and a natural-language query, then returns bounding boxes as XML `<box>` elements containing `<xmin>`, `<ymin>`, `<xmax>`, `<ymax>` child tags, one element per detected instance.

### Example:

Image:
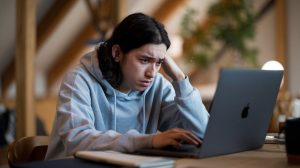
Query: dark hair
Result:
<box><xmin>98</xmin><ymin>12</ymin><xmax>170</xmax><ymax>87</ymax></box>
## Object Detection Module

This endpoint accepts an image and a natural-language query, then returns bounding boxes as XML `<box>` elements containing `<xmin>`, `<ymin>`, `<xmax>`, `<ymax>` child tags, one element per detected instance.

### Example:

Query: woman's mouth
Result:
<box><xmin>140</xmin><ymin>80</ymin><xmax>152</xmax><ymax>87</ymax></box>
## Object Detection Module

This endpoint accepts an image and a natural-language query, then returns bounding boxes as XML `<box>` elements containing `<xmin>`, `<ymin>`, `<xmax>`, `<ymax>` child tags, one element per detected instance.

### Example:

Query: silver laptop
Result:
<box><xmin>137</xmin><ymin>68</ymin><xmax>283</xmax><ymax>158</ymax></box>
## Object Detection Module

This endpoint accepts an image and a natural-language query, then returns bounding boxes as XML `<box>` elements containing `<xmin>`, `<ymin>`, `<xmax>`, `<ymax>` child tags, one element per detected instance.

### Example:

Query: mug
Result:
<box><xmin>285</xmin><ymin>117</ymin><xmax>300</xmax><ymax>164</ymax></box>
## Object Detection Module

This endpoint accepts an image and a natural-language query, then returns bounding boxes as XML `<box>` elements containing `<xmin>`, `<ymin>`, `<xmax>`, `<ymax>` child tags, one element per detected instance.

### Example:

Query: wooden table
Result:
<box><xmin>176</xmin><ymin>144</ymin><xmax>299</xmax><ymax>168</ymax></box>
<box><xmin>11</xmin><ymin>144</ymin><xmax>300</xmax><ymax>168</ymax></box>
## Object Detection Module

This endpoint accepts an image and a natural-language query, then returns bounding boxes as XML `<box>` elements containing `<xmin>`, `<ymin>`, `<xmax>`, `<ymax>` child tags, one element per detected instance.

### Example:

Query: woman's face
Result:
<box><xmin>114</xmin><ymin>43</ymin><xmax>167</xmax><ymax>93</ymax></box>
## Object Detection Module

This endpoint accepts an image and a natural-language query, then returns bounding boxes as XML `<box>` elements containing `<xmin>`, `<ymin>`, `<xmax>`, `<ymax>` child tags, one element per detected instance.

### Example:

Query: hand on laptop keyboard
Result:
<box><xmin>152</xmin><ymin>128</ymin><xmax>202</xmax><ymax>149</ymax></box>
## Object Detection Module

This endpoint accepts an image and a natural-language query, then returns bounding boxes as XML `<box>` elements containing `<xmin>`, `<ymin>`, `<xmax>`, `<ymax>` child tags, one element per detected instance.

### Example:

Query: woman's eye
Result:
<box><xmin>155</xmin><ymin>62</ymin><xmax>162</xmax><ymax>66</ymax></box>
<box><xmin>140</xmin><ymin>58</ymin><xmax>149</xmax><ymax>64</ymax></box>
<box><xmin>156</xmin><ymin>60</ymin><xmax>164</xmax><ymax>66</ymax></box>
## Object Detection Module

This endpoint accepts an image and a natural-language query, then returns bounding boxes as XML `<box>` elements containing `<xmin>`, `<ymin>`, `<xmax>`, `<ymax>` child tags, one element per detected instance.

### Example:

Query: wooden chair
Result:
<box><xmin>7</xmin><ymin>136</ymin><xmax>49</xmax><ymax>167</ymax></box>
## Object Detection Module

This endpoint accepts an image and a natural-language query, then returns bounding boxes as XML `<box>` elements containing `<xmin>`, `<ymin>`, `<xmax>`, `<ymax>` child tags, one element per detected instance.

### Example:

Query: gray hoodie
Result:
<box><xmin>45</xmin><ymin>46</ymin><xmax>209</xmax><ymax>160</ymax></box>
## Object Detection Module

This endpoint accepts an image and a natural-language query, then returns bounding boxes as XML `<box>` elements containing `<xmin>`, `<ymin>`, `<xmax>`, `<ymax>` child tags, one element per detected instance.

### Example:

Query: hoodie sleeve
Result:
<box><xmin>48</xmin><ymin>68</ymin><xmax>152</xmax><ymax>158</ymax></box>
<box><xmin>158</xmin><ymin>76</ymin><xmax>210</xmax><ymax>138</ymax></box>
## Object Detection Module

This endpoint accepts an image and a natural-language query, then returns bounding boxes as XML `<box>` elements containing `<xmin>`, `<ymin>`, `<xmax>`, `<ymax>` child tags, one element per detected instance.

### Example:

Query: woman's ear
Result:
<box><xmin>112</xmin><ymin>44</ymin><xmax>121</xmax><ymax>62</ymax></box>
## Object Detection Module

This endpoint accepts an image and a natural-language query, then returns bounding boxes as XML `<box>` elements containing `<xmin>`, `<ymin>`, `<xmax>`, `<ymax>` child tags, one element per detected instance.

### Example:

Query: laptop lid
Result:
<box><xmin>137</xmin><ymin>68</ymin><xmax>283</xmax><ymax>158</ymax></box>
<box><xmin>199</xmin><ymin>68</ymin><xmax>283</xmax><ymax>157</ymax></box>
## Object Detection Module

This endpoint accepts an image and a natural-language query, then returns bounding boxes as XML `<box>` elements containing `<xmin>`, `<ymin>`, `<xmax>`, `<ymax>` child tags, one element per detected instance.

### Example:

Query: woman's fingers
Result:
<box><xmin>173</xmin><ymin>131</ymin><xmax>200</xmax><ymax>146</ymax></box>
<box><xmin>152</xmin><ymin>128</ymin><xmax>202</xmax><ymax>148</ymax></box>
<box><xmin>169</xmin><ymin>128</ymin><xmax>202</xmax><ymax>145</ymax></box>
<box><xmin>162</xmin><ymin>56</ymin><xmax>185</xmax><ymax>81</ymax></box>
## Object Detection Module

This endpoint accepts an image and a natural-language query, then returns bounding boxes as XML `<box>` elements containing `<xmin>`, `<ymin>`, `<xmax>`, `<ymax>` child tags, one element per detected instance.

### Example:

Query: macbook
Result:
<box><xmin>137</xmin><ymin>68</ymin><xmax>284</xmax><ymax>158</ymax></box>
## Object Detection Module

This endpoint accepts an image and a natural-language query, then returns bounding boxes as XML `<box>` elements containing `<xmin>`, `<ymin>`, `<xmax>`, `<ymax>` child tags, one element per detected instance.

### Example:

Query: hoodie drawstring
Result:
<box><xmin>111</xmin><ymin>89</ymin><xmax>146</xmax><ymax>133</ymax></box>
<box><xmin>142</xmin><ymin>95</ymin><xmax>146</xmax><ymax>133</ymax></box>
<box><xmin>113</xmin><ymin>90</ymin><xmax>117</xmax><ymax>131</ymax></box>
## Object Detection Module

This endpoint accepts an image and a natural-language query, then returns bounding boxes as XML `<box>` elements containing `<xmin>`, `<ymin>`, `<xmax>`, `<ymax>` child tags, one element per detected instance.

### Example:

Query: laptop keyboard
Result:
<box><xmin>163</xmin><ymin>144</ymin><xmax>199</xmax><ymax>152</ymax></box>
<box><xmin>136</xmin><ymin>144</ymin><xmax>201</xmax><ymax>158</ymax></box>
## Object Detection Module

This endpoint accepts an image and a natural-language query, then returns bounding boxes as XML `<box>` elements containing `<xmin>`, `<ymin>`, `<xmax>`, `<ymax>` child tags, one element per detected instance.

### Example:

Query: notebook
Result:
<box><xmin>75</xmin><ymin>150</ymin><xmax>174</xmax><ymax>168</ymax></box>
<box><xmin>137</xmin><ymin>68</ymin><xmax>284</xmax><ymax>158</ymax></box>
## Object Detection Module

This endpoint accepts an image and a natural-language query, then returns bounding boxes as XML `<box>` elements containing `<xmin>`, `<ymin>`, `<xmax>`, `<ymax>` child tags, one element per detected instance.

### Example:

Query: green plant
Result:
<box><xmin>180</xmin><ymin>0</ymin><xmax>258</xmax><ymax>67</ymax></box>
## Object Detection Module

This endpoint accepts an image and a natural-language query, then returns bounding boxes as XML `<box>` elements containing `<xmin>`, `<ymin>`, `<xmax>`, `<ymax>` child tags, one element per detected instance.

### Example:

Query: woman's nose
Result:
<box><xmin>145</xmin><ymin>64</ymin><xmax>157</xmax><ymax>78</ymax></box>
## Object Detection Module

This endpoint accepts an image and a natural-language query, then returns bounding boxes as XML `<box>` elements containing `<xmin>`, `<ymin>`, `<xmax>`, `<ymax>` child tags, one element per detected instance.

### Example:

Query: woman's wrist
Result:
<box><xmin>172</xmin><ymin>72</ymin><xmax>185</xmax><ymax>81</ymax></box>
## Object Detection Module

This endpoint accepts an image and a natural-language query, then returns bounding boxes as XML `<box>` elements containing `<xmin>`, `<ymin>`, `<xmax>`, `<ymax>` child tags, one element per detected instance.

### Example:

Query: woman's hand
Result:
<box><xmin>152</xmin><ymin>128</ymin><xmax>202</xmax><ymax>149</ymax></box>
<box><xmin>162</xmin><ymin>55</ymin><xmax>185</xmax><ymax>81</ymax></box>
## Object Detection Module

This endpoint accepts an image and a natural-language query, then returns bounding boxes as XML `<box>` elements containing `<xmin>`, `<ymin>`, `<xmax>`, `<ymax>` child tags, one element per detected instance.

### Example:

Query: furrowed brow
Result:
<box><xmin>141</xmin><ymin>56</ymin><xmax>164</xmax><ymax>62</ymax></box>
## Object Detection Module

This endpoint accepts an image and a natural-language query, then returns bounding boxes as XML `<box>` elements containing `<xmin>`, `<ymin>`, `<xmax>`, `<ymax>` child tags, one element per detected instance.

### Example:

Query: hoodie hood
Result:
<box><xmin>80</xmin><ymin>45</ymin><xmax>148</xmax><ymax>133</ymax></box>
<box><xmin>80</xmin><ymin>45</ymin><xmax>151</xmax><ymax>98</ymax></box>
<box><xmin>80</xmin><ymin>45</ymin><xmax>104</xmax><ymax>84</ymax></box>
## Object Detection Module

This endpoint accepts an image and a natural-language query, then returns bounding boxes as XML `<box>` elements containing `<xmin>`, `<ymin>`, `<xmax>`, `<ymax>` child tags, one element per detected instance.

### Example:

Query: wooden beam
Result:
<box><xmin>268</xmin><ymin>0</ymin><xmax>288</xmax><ymax>133</ymax></box>
<box><xmin>16</xmin><ymin>0</ymin><xmax>36</xmax><ymax>137</ymax></box>
<box><xmin>47</xmin><ymin>0</ymin><xmax>126</xmax><ymax>90</ymax></box>
<box><xmin>47</xmin><ymin>24</ymin><xmax>97</xmax><ymax>88</ymax></box>
<box><xmin>1</xmin><ymin>0</ymin><xmax>76</xmax><ymax>96</ymax></box>
<box><xmin>85</xmin><ymin>0</ymin><xmax>102</xmax><ymax>33</ymax></box>
<box><xmin>110</xmin><ymin>0</ymin><xmax>126</xmax><ymax>26</ymax></box>
<box><xmin>153</xmin><ymin>0</ymin><xmax>188</xmax><ymax>24</ymax></box>
<box><xmin>37</xmin><ymin>0</ymin><xmax>77</xmax><ymax>49</ymax></box>
<box><xmin>115</xmin><ymin>0</ymin><xmax>127</xmax><ymax>22</ymax></box>
<box><xmin>275</xmin><ymin>0</ymin><xmax>288</xmax><ymax>91</ymax></box>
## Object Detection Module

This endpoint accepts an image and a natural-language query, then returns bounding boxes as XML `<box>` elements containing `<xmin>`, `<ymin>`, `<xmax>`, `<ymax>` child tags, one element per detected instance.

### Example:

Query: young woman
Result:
<box><xmin>45</xmin><ymin>13</ymin><xmax>209</xmax><ymax>160</ymax></box>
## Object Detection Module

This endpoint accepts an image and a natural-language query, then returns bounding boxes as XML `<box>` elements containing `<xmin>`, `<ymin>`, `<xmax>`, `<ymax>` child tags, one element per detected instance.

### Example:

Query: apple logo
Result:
<box><xmin>241</xmin><ymin>103</ymin><xmax>250</xmax><ymax>119</ymax></box>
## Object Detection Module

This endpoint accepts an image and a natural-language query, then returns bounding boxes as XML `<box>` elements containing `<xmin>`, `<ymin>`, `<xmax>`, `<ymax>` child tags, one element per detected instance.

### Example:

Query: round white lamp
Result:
<box><xmin>261</xmin><ymin>60</ymin><xmax>284</xmax><ymax>88</ymax></box>
<box><xmin>262</xmin><ymin>60</ymin><xmax>284</xmax><ymax>71</ymax></box>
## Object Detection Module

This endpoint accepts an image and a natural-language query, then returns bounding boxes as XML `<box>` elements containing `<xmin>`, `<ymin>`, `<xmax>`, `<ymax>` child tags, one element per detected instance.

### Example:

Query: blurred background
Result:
<box><xmin>0</xmin><ymin>0</ymin><xmax>300</xmax><ymax>166</ymax></box>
